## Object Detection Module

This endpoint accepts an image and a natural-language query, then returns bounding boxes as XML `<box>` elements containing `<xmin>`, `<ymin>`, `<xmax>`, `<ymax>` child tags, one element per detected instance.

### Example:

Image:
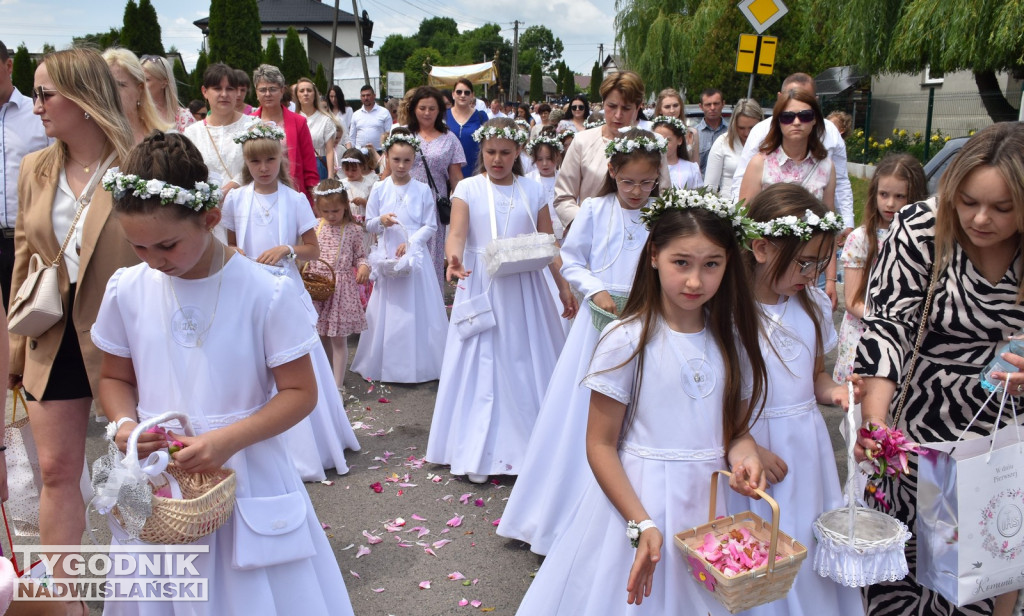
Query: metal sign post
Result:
<box><xmin>735</xmin><ymin>0</ymin><xmax>787</xmax><ymax>99</ymax></box>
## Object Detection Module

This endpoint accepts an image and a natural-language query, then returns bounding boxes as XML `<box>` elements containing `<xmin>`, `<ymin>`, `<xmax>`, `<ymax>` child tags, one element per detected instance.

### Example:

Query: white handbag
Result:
<box><xmin>369</xmin><ymin>221</ymin><xmax>412</xmax><ymax>278</ymax></box>
<box><xmin>450</xmin><ymin>285</ymin><xmax>496</xmax><ymax>340</ymax></box>
<box><xmin>482</xmin><ymin>178</ymin><xmax>558</xmax><ymax>278</ymax></box>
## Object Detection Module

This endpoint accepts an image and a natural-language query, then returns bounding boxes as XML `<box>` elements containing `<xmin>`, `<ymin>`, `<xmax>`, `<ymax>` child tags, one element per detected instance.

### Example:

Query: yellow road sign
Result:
<box><xmin>736</xmin><ymin>34</ymin><xmax>758</xmax><ymax>73</ymax></box>
<box><xmin>757</xmin><ymin>36</ymin><xmax>778</xmax><ymax>75</ymax></box>
<box><xmin>738</xmin><ymin>0</ymin><xmax>789</xmax><ymax>34</ymax></box>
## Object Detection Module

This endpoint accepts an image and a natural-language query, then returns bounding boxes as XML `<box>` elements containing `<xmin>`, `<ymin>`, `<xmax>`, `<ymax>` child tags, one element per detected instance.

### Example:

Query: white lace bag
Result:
<box><xmin>368</xmin><ymin>221</ymin><xmax>412</xmax><ymax>278</ymax></box>
<box><xmin>482</xmin><ymin>178</ymin><xmax>558</xmax><ymax>278</ymax></box>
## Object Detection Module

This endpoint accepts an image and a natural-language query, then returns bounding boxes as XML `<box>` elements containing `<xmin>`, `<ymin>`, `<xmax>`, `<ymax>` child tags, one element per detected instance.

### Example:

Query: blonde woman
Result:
<box><xmin>704</xmin><ymin>98</ymin><xmax>763</xmax><ymax>196</ymax></box>
<box><xmin>295</xmin><ymin>77</ymin><xmax>340</xmax><ymax>179</ymax></box>
<box><xmin>12</xmin><ymin>47</ymin><xmax>137</xmax><ymax>613</ymax></box>
<box><xmin>102</xmin><ymin>47</ymin><xmax>169</xmax><ymax>142</ymax></box>
<box><xmin>140</xmin><ymin>54</ymin><xmax>195</xmax><ymax>132</ymax></box>
<box><xmin>654</xmin><ymin>87</ymin><xmax>699</xmax><ymax>164</ymax></box>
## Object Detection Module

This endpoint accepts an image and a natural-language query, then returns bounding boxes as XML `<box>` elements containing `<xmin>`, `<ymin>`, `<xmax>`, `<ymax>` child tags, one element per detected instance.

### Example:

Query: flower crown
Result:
<box><xmin>102</xmin><ymin>168</ymin><xmax>220</xmax><ymax>212</ymax></box>
<box><xmin>233</xmin><ymin>121</ymin><xmax>285</xmax><ymax>144</ymax></box>
<box><xmin>514</xmin><ymin>118</ymin><xmax>531</xmax><ymax>130</ymax></box>
<box><xmin>605</xmin><ymin>128</ymin><xmax>668</xmax><ymax>158</ymax></box>
<box><xmin>651</xmin><ymin>115</ymin><xmax>688</xmax><ymax>134</ymax></box>
<box><xmin>583</xmin><ymin>119</ymin><xmax>605</xmax><ymax>130</ymax></box>
<box><xmin>557</xmin><ymin>129</ymin><xmax>575</xmax><ymax>142</ymax></box>
<box><xmin>752</xmin><ymin>209</ymin><xmax>844</xmax><ymax>241</ymax></box>
<box><xmin>525</xmin><ymin>134</ymin><xmax>564</xmax><ymax>156</ymax></box>
<box><xmin>641</xmin><ymin>187</ymin><xmax>757</xmax><ymax>245</ymax></box>
<box><xmin>382</xmin><ymin>132</ymin><xmax>422</xmax><ymax>152</ymax></box>
<box><xmin>472</xmin><ymin>124</ymin><xmax>528</xmax><ymax>145</ymax></box>
<box><xmin>313</xmin><ymin>185</ymin><xmax>347</xmax><ymax>197</ymax></box>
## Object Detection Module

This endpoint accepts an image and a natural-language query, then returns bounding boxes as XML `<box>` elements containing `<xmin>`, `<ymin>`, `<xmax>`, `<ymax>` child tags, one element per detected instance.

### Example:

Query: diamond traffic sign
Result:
<box><xmin>738</xmin><ymin>0</ymin><xmax>789</xmax><ymax>34</ymax></box>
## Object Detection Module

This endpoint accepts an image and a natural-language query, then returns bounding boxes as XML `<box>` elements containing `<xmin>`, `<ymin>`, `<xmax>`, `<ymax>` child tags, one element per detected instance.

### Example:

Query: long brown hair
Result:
<box><xmin>743</xmin><ymin>183</ymin><xmax>834</xmax><ymax>362</ymax></box>
<box><xmin>759</xmin><ymin>89</ymin><xmax>827</xmax><ymax>161</ymax></box>
<box><xmin>852</xmin><ymin>153</ymin><xmax>926</xmax><ymax>307</ymax></box>
<box><xmin>596</xmin><ymin>208</ymin><xmax>767</xmax><ymax>448</ymax></box>
<box><xmin>934</xmin><ymin>122</ymin><xmax>1024</xmax><ymax>301</ymax></box>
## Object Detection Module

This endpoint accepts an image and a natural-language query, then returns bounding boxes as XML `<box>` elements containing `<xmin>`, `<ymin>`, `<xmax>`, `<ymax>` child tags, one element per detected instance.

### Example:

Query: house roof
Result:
<box><xmin>194</xmin><ymin>0</ymin><xmax>357</xmax><ymax>28</ymax></box>
<box><xmin>516</xmin><ymin>74</ymin><xmax>557</xmax><ymax>95</ymax></box>
<box><xmin>602</xmin><ymin>54</ymin><xmax>626</xmax><ymax>70</ymax></box>
<box><xmin>574</xmin><ymin>75</ymin><xmax>591</xmax><ymax>90</ymax></box>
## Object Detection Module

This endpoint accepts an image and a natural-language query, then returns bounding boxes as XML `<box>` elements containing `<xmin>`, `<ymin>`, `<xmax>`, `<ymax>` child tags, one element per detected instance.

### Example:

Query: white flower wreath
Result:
<box><xmin>102</xmin><ymin>168</ymin><xmax>220</xmax><ymax>212</ymax></box>
<box><xmin>605</xmin><ymin>128</ymin><xmax>668</xmax><ymax>158</ymax></box>
<box><xmin>312</xmin><ymin>185</ymin><xmax>347</xmax><ymax>197</ymax></box>
<box><xmin>232</xmin><ymin>121</ymin><xmax>286</xmax><ymax>144</ymax></box>
<box><xmin>472</xmin><ymin>124</ymin><xmax>528</xmax><ymax>145</ymax></box>
<box><xmin>525</xmin><ymin>134</ymin><xmax>565</xmax><ymax>156</ymax></box>
<box><xmin>651</xmin><ymin>115</ymin><xmax>688</xmax><ymax>134</ymax></box>
<box><xmin>752</xmin><ymin>209</ymin><xmax>845</xmax><ymax>241</ymax></box>
<box><xmin>382</xmin><ymin>132</ymin><xmax>422</xmax><ymax>152</ymax></box>
<box><xmin>557</xmin><ymin>129</ymin><xmax>575</xmax><ymax>142</ymax></box>
<box><xmin>641</xmin><ymin>187</ymin><xmax>757</xmax><ymax>245</ymax></box>
<box><xmin>583</xmin><ymin>118</ymin><xmax>605</xmax><ymax>130</ymax></box>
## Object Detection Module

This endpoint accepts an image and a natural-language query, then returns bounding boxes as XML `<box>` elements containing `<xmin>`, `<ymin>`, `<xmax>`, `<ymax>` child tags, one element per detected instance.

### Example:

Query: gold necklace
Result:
<box><xmin>67</xmin><ymin>154</ymin><xmax>101</xmax><ymax>173</ymax></box>
<box><xmin>167</xmin><ymin>241</ymin><xmax>226</xmax><ymax>348</ymax></box>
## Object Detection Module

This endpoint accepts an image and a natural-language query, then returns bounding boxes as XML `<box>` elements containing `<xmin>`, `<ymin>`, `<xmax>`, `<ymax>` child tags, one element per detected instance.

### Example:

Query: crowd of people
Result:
<box><xmin>1</xmin><ymin>40</ymin><xmax>1023</xmax><ymax>616</ymax></box>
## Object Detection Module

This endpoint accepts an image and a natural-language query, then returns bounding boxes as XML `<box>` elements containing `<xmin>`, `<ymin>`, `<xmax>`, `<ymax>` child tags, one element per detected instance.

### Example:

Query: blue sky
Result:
<box><xmin>0</xmin><ymin>0</ymin><xmax>618</xmax><ymax>73</ymax></box>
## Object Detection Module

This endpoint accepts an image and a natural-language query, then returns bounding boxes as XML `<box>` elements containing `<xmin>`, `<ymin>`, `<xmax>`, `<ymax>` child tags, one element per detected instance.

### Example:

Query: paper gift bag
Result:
<box><xmin>916</xmin><ymin>423</ymin><xmax>1024</xmax><ymax>606</ymax></box>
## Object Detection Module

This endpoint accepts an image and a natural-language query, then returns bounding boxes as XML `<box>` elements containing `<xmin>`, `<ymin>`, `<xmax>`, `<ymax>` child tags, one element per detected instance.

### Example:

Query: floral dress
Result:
<box><xmin>309</xmin><ymin>222</ymin><xmax>370</xmax><ymax>338</ymax></box>
<box><xmin>833</xmin><ymin>226</ymin><xmax>888</xmax><ymax>383</ymax></box>
<box><xmin>760</xmin><ymin>147</ymin><xmax>832</xmax><ymax>200</ymax></box>
<box><xmin>411</xmin><ymin>130</ymin><xmax>466</xmax><ymax>292</ymax></box>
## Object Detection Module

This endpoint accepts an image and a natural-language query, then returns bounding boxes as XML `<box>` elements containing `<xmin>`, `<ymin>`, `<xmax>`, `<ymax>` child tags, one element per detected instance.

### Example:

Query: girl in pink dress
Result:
<box><xmin>308</xmin><ymin>178</ymin><xmax>371</xmax><ymax>390</ymax></box>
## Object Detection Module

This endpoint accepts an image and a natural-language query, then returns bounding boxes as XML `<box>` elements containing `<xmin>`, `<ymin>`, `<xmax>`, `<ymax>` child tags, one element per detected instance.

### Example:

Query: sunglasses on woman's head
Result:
<box><xmin>778</xmin><ymin>110</ymin><xmax>815</xmax><ymax>125</ymax></box>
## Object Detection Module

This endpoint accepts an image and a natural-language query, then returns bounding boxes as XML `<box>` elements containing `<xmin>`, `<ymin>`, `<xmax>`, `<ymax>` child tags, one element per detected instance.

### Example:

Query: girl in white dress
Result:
<box><xmin>427</xmin><ymin>118</ymin><xmax>577</xmax><ymax>484</ymax></box>
<box><xmin>498</xmin><ymin>129</ymin><xmax>665</xmax><ymax>554</ymax></box>
<box><xmin>337</xmin><ymin>147</ymin><xmax>379</xmax><ymax>223</ymax></box>
<box><xmin>524</xmin><ymin>132</ymin><xmax>565</xmax><ymax>242</ymax></box>
<box><xmin>94</xmin><ymin>132</ymin><xmax>353</xmax><ymax>615</ymax></box>
<box><xmin>727</xmin><ymin>183</ymin><xmax>865</xmax><ymax>616</ymax></box>
<box><xmin>517</xmin><ymin>190</ymin><xmax>768</xmax><ymax>615</ymax></box>
<box><xmin>653</xmin><ymin>115</ymin><xmax>702</xmax><ymax>189</ymax></box>
<box><xmin>350</xmin><ymin>129</ymin><xmax>448</xmax><ymax>383</ymax></box>
<box><xmin>222</xmin><ymin>121</ymin><xmax>360</xmax><ymax>480</ymax></box>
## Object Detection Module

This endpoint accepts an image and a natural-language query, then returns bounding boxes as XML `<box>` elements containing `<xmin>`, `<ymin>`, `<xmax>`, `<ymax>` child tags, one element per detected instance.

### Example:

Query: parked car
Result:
<box><xmin>923</xmin><ymin>122</ymin><xmax>1023</xmax><ymax>195</ymax></box>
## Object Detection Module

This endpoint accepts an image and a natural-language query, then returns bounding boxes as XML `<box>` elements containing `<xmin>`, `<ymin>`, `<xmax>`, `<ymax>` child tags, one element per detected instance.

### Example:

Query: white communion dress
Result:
<box><xmin>426</xmin><ymin>174</ymin><xmax>568</xmax><ymax>476</ymax></box>
<box><xmin>517</xmin><ymin>317</ymin><xmax>739</xmax><ymax>615</ymax></box>
<box><xmin>92</xmin><ymin>256</ymin><xmax>353</xmax><ymax>616</ymax></box>
<box><xmin>349</xmin><ymin>177</ymin><xmax>448</xmax><ymax>383</ymax></box>
<box><xmin>726</xmin><ymin>288</ymin><xmax>865</xmax><ymax>616</ymax></box>
<box><xmin>221</xmin><ymin>182</ymin><xmax>360</xmax><ymax>479</ymax></box>
<box><xmin>497</xmin><ymin>193</ymin><xmax>649</xmax><ymax>554</ymax></box>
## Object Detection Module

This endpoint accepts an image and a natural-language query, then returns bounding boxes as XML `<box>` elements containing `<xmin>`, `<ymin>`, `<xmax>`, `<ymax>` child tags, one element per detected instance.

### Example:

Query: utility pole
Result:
<box><xmin>329</xmin><ymin>0</ymin><xmax>340</xmax><ymax>85</ymax></box>
<box><xmin>351</xmin><ymin>0</ymin><xmax>370</xmax><ymax>87</ymax></box>
<box><xmin>510</xmin><ymin>20</ymin><xmax>520</xmax><ymax>103</ymax></box>
<box><xmin>598</xmin><ymin>43</ymin><xmax>604</xmax><ymax>66</ymax></box>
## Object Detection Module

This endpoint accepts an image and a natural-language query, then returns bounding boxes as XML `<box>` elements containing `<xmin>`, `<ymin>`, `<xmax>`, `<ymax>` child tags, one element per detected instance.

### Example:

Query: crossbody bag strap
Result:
<box><xmin>891</xmin><ymin>268</ymin><xmax>939</xmax><ymax>427</ymax></box>
<box><xmin>422</xmin><ymin>154</ymin><xmax>440</xmax><ymax>198</ymax></box>
<box><xmin>53</xmin><ymin>151</ymin><xmax>118</xmax><ymax>267</ymax></box>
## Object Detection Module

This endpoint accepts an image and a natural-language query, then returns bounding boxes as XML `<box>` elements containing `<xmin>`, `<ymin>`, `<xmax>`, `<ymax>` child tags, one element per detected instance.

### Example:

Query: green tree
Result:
<box><xmin>529</xmin><ymin>63</ymin><xmax>544</xmax><ymax>101</ymax></box>
<box><xmin>314</xmin><ymin>63</ymin><xmax>328</xmax><ymax>96</ymax></box>
<box><xmin>415</xmin><ymin>17</ymin><xmax>459</xmax><ymax>58</ymax></box>
<box><xmin>263</xmin><ymin>36</ymin><xmax>282</xmax><ymax>68</ymax></box>
<box><xmin>192</xmin><ymin>49</ymin><xmax>209</xmax><ymax>101</ymax></box>
<box><xmin>833</xmin><ymin>0</ymin><xmax>1023</xmax><ymax>122</ymax></box>
<box><xmin>561</xmin><ymin>64</ymin><xmax>576</xmax><ymax>97</ymax></box>
<box><xmin>378</xmin><ymin>34</ymin><xmax>417</xmax><ymax>74</ymax></box>
<box><xmin>589</xmin><ymin>62</ymin><xmax>602</xmax><ymax>101</ymax></box>
<box><xmin>11</xmin><ymin>44</ymin><xmax>33</xmax><ymax>95</ymax></box>
<box><xmin>282</xmin><ymin>27</ymin><xmax>310</xmax><ymax>84</ymax></box>
<box><xmin>208</xmin><ymin>0</ymin><xmax>261</xmax><ymax>81</ymax></box>
<box><xmin>72</xmin><ymin>28</ymin><xmax>121</xmax><ymax>49</ymax></box>
<box><xmin>120</xmin><ymin>0</ymin><xmax>140</xmax><ymax>52</ymax></box>
<box><xmin>41</xmin><ymin>43</ymin><xmax>56</xmax><ymax>55</ymax></box>
<box><xmin>134</xmin><ymin>0</ymin><xmax>165</xmax><ymax>55</ymax></box>
<box><xmin>404</xmin><ymin>47</ymin><xmax>441</xmax><ymax>90</ymax></box>
<box><xmin>453</xmin><ymin>24</ymin><xmax>512</xmax><ymax>93</ymax></box>
<box><xmin>172</xmin><ymin>58</ymin><xmax>191</xmax><ymax>103</ymax></box>
<box><xmin>518</xmin><ymin>25</ymin><xmax>565</xmax><ymax>74</ymax></box>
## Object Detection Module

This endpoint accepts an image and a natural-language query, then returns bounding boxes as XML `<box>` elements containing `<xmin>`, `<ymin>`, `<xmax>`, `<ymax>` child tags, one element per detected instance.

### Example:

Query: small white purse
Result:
<box><xmin>369</xmin><ymin>221</ymin><xmax>412</xmax><ymax>278</ymax></box>
<box><xmin>450</xmin><ymin>286</ymin><xmax>496</xmax><ymax>340</ymax></box>
<box><xmin>482</xmin><ymin>178</ymin><xmax>558</xmax><ymax>278</ymax></box>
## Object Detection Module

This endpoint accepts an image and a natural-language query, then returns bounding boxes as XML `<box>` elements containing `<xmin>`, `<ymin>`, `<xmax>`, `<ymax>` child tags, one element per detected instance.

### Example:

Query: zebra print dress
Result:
<box><xmin>856</xmin><ymin>200</ymin><xmax>1024</xmax><ymax>615</ymax></box>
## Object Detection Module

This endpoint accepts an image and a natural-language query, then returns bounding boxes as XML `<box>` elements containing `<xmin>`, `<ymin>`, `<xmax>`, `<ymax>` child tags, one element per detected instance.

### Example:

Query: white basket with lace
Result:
<box><xmin>482</xmin><ymin>178</ymin><xmax>558</xmax><ymax>279</ymax></box>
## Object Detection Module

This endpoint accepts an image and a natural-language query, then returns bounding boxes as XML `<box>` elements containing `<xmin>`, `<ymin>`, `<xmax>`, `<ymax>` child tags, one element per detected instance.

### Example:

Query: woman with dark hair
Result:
<box><xmin>325</xmin><ymin>85</ymin><xmax>351</xmax><ymax>132</ymax></box>
<box><xmin>557</xmin><ymin>94</ymin><xmax>589</xmax><ymax>133</ymax></box>
<box><xmin>405</xmin><ymin>85</ymin><xmax>467</xmax><ymax>290</ymax></box>
<box><xmin>251</xmin><ymin>63</ymin><xmax>319</xmax><ymax>205</ymax></box>
<box><xmin>446</xmin><ymin>77</ymin><xmax>488</xmax><ymax>178</ymax></box>
<box><xmin>12</xmin><ymin>47</ymin><xmax>138</xmax><ymax>611</ymax></box>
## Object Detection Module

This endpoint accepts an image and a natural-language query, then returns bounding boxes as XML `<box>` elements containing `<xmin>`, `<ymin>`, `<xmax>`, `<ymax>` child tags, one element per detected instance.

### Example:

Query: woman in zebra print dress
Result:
<box><xmin>855</xmin><ymin>122</ymin><xmax>1024</xmax><ymax>616</ymax></box>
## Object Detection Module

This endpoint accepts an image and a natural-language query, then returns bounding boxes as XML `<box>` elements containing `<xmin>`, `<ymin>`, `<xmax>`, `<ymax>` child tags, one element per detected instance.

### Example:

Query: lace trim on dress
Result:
<box><xmin>91</xmin><ymin>333</ymin><xmax>132</xmax><ymax>359</ymax></box>
<box><xmin>620</xmin><ymin>442</ymin><xmax>724</xmax><ymax>461</ymax></box>
<box><xmin>760</xmin><ymin>398</ymin><xmax>818</xmax><ymax>419</ymax></box>
<box><xmin>266</xmin><ymin>335</ymin><xmax>318</xmax><ymax>368</ymax></box>
<box><xmin>582</xmin><ymin>377</ymin><xmax>630</xmax><ymax>405</ymax></box>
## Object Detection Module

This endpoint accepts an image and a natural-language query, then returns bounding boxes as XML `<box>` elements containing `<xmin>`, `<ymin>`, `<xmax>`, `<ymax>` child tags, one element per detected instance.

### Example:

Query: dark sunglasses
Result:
<box><xmin>570</xmin><ymin>104</ymin><xmax>585</xmax><ymax>111</ymax></box>
<box><xmin>778</xmin><ymin>109</ymin><xmax>815</xmax><ymax>125</ymax></box>
<box><xmin>140</xmin><ymin>54</ymin><xmax>161</xmax><ymax>64</ymax></box>
<box><xmin>31</xmin><ymin>86</ymin><xmax>57</xmax><ymax>103</ymax></box>
<box><xmin>454</xmin><ymin>89</ymin><xmax>472</xmax><ymax>95</ymax></box>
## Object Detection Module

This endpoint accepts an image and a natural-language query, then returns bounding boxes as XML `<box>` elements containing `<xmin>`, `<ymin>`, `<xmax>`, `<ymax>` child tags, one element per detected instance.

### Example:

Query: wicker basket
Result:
<box><xmin>675</xmin><ymin>470</ymin><xmax>807</xmax><ymax>614</ymax></box>
<box><xmin>301</xmin><ymin>258</ymin><xmax>336</xmax><ymax>301</ymax></box>
<box><xmin>114</xmin><ymin>412</ymin><xmax>237</xmax><ymax>545</ymax></box>
<box><xmin>588</xmin><ymin>294</ymin><xmax>628</xmax><ymax>332</ymax></box>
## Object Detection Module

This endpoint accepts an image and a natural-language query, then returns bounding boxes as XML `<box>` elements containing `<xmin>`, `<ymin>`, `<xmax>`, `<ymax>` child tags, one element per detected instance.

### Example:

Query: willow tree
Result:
<box><xmin>834</xmin><ymin>0</ymin><xmax>1024</xmax><ymax>122</ymax></box>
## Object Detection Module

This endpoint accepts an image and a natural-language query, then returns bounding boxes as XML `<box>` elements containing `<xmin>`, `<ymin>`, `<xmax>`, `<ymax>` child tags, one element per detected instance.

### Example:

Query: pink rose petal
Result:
<box><xmin>460</xmin><ymin>493</ymin><xmax>473</xmax><ymax>504</ymax></box>
<box><xmin>474</xmin><ymin>498</ymin><xmax>485</xmax><ymax>507</ymax></box>
<box><xmin>459</xmin><ymin>598</ymin><xmax>469</xmax><ymax>607</ymax></box>
<box><xmin>492</xmin><ymin>518</ymin><xmax>501</xmax><ymax>526</ymax></box>
<box><xmin>412</xmin><ymin>514</ymin><xmax>427</xmax><ymax>521</ymax></box>
<box><xmin>446</xmin><ymin>515</ymin><xmax>463</xmax><ymax>527</ymax></box>
<box><xmin>418</xmin><ymin>580</ymin><xmax>431</xmax><ymax>590</ymax></box>
<box><xmin>363</xmin><ymin>530</ymin><xmax>384</xmax><ymax>544</ymax></box>
<box><xmin>349</xmin><ymin>570</ymin><xmax>360</xmax><ymax>578</ymax></box>
<box><xmin>355</xmin><ymin>545</ymin><xmax>370</xmax><ymax>558</ymax></box>
<box><xmin>424</xmin><ymin>547</ymin><xmax>437</xmax><ymax>557</ymax></box>
<box><xmin>372</xmin><ymin>588</ymin><xmax>385</xmax><ymax>593</ymax></box>
<box><xmin>432</xmin><ymin>539</ymin><xmax>452</xmax><ymax>549</ymax></box>
<box><xmin>471</xmin><ymin>600</ymin><xmax>482</xmax><ymax>608</ymax></box>
<box><xmin>448</xmin><ymin>571</ymin><xmax>466</xmax><ymax>580</ymax></box>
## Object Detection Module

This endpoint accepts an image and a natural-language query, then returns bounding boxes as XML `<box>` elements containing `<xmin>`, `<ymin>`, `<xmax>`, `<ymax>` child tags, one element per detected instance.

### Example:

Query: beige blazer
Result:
<box><xmin>552</xmin><ymin>127</ymin><xmax>671</xmax><ymax>228</ymax></box>
<box><xmin>10</xmin><ymin>147</ymin><xmax>140</xmax><ymax>405</ymax></box>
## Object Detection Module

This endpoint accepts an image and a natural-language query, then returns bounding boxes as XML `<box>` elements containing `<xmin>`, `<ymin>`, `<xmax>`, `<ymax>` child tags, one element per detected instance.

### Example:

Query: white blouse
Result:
<box><xmin>302</xmin><ymin>111</ymin><xmax>338</xmax><ymax>157</ymax></box>
<box><xmin>703</xmin><ymin>133</ymin><xmax>742</xmax><ymax>197</ymax></box>
<box><xmin>183</xmin><ymin>115</ymin><xmax>257</xmax><ymax>189</ymax></box>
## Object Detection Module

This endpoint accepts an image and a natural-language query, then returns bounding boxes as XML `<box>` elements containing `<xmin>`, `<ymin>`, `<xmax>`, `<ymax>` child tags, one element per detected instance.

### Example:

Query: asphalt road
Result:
<box><xmin>7</xmin><ymin>286</ymin><xmax>936</xmax><ymax>615</ymax></box>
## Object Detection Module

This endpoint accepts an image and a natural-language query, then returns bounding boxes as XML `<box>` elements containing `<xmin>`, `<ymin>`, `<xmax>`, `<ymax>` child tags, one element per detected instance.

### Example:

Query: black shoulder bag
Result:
<box><xmin>422</xmin><ymin>160</ymin><xmax>452</xmax><ymax>225</ymax></box>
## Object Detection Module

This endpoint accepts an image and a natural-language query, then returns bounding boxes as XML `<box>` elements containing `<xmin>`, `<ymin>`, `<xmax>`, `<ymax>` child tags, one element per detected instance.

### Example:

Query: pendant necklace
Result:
<box><xmin>167</xmin><ymin>241</ymin><xmax>226</xmax><ymax>348</ymax></box>
<box><xmin>622</xmin><ymin>207</ymin><xmax>645</xmax><ymax>249</ymax></box>
<box><xmin>252</xmin><ymin>190</ymin><xmax>278</xmax><ymax>226</ymax></box>
<box><xmin>67</xmin><ymin>154</ymin><xmax>101</xmax><ymax>174</ymax></box>
<box><xmin>765</xmin><ymin>297</ymin><xmax>800</xmax><ymax>361</ymax></box>
<box><xmin>667</xmin><ymin>324</ymin><xmax>717</xmax><ymax>399</ymax></box>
